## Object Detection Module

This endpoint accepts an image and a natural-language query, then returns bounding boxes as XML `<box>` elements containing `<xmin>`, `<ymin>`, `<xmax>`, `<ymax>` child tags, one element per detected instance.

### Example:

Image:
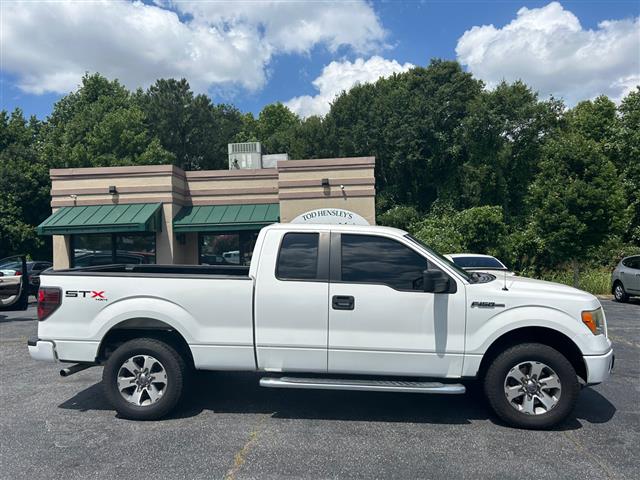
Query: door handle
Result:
<box><xmin>332</xmin><ymin>295</ymin><xmax>355</xmax><ymax>310</ymax></box>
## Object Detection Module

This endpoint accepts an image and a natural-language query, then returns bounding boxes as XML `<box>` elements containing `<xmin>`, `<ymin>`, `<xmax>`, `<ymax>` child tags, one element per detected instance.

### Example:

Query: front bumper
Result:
<box><xmin>27</xmin><ymin>336</ymin><xmax>57</xmax><ymax>362</ymax></box>
<box><xmin>584</xmin><ymin>348</ymin><xmax>614</xmax><ymax>385</ymax></box>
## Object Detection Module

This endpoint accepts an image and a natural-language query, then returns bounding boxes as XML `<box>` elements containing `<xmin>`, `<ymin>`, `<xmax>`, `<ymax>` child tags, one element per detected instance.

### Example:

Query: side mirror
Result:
<box><xmin>423</xmin><ymin>269</ymin><xmax>450</xmax><ymax>293</ymax></box>
<box><xmin>0</xmin><ymin>272</ymin><xmax>4</xmax><ymax>277</ymax></box>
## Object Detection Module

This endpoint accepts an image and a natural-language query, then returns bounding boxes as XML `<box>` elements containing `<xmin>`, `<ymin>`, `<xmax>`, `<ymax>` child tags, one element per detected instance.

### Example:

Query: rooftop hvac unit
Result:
<box><xmin>228</xmin><ymin>142</ymin><xmax>262</xmax><ymax>170</ymax></box>
<box><xmin>261</xmin><ymin>153</ymin><xmax>289</xmax><ymax>169</ymax></box>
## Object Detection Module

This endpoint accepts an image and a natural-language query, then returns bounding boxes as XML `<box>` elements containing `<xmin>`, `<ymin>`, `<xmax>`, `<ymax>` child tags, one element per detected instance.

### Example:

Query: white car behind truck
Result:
<box><xmin>28</xmin><ymin>224</ymin><xmax>614</xmax><ymax>429</ymax></box>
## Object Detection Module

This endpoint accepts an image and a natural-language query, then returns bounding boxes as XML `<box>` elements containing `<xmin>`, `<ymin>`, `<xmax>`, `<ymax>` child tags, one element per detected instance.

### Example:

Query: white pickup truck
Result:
<box><xmin>28</xmin><ymin>224</ymin><xmax>614</xmax><ymax>429</ymax></box>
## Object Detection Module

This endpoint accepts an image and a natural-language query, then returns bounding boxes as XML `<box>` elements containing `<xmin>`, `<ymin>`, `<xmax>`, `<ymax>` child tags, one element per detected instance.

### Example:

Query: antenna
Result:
<box><xmin>502</xmin><ymin>270</ymin><xmax>509</xmax><ymax>291</ymax></box>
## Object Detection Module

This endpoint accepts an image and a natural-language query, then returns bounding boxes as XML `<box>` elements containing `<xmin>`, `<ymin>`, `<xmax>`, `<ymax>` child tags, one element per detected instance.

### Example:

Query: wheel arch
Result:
<box><xmin>97</xmin><ymin>318</ymin><xmax>195</xmax><ymax>368</ymax></box>
<box><xmin>476</xmin><ymin>326</ymin><xmax>587</xmax><ymax>383</ymax></box>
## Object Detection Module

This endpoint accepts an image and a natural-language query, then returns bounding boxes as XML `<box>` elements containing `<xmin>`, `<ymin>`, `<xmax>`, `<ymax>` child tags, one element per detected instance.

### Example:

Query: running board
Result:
<box><xmin>259</xmin><ymin>377</ymin><xmax>465</xmax><ymax>394</ymax></box>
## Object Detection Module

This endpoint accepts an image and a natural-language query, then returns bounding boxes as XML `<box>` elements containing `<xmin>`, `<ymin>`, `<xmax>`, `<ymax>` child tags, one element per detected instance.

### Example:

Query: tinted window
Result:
<box><xmin>624</xmin><ymin>256</ymin><xmax>640</xmax><ymax>269</ymax></box>
<box><xmin>276</xmin><ymin>233</ymin><xmax>319</xmax><ymax>280</ymax></box>
<box><xmin>452</xmin><ymin>256</ymin><xmax>505</xmax><ymax>269</ymax></box>
<box><xmin>341</xmin><ymin>234</ymin><xmax>428</xmax><ymax>291</ymax></box>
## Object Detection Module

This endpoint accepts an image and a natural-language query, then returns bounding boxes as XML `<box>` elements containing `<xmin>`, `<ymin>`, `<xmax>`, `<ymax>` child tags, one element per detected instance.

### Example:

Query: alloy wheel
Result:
<box><xmin>503</xmin><ymin>361</ymin><xmax>562</xmax><ymax>415</ymax></box>
<box><xmin>117</xmin><ymin>355</ymin><xmax>168</xmax><ymax>406</ymax></box>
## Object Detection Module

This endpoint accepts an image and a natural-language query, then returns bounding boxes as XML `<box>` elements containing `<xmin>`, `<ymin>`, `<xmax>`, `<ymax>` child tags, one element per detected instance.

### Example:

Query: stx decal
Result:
<box><xmin>65</xmin><ymin>290</ymin><xmax>108</xmax><ymax>301</ymax></box>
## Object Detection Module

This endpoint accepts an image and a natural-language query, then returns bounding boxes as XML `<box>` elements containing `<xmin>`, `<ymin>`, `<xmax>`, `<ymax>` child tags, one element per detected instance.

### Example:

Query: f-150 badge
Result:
<box><xmin>471</xmin><ymin>301</ymin><xmax>505</xmax><ymax>308</ymax></box>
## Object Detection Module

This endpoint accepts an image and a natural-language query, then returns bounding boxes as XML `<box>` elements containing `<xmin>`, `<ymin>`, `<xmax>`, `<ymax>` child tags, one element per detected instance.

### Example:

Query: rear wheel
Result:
<box><xmin>103</xmin><ymin>338</ymin><xmax>186</xmax><ymax>420</ymax></box>
<box><xmin>613</xmin><ymin>281</ymin><xmax>629</xmax><ymax>303</ymax></box>
<box><xmin>484</xmin><ymin>343</ymin><xmax>579</xmax><ymax>429</ymax></box>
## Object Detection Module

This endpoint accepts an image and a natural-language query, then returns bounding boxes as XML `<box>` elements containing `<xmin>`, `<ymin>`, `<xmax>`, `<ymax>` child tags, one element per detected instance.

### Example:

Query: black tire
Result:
<box><xmin>613</xmin><ymin>281</ymin><xmax>629</xmax><ymax>303</ymax></box>
<box><xmin>103</xmin><ymin>338</ymin><xmax>186</xmax><ymax>420</ymax></box>
<box><xmin>484</xmin><ymin>343</ymin><xmax>580</xmax><ymax>429</ymax></box>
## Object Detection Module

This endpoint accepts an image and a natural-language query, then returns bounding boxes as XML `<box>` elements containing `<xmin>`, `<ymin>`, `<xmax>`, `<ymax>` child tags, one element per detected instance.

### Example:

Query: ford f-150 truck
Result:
<box><xmin>28</xmin><ymin>224</ymin><xmax>614</xmax><ymax>429</ymax></box>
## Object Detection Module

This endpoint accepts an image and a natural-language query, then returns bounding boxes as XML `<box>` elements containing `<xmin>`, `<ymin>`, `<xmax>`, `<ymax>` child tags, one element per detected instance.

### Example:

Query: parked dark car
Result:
<box><xmin>26</xmin><ymin>261</ymin><xmax>53</xmax><ymax>294</ymax></box>
<box><xmin>612</xmin><ymin>255</ymin><xmax>640</xmax><ymax>302</ymax></box>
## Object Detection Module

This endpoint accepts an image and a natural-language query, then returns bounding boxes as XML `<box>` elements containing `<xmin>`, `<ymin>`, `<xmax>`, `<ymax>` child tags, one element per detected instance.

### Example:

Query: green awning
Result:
<box><xmin>173</xmin><ymin>204</ymin><xmax>279</xmax><ymax>233</ymax></box>
<box><xmin>37</xmin><ymin>203</ymin><xmax>162</xmax><ymax>235</ymax></box>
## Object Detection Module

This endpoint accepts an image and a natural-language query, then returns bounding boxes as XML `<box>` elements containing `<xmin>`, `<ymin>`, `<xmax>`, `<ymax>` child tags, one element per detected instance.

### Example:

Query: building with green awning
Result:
<box><xmin>40</xmin><ymin>149</ymin><xmax>375</xmax><ymax>269</ymax></box>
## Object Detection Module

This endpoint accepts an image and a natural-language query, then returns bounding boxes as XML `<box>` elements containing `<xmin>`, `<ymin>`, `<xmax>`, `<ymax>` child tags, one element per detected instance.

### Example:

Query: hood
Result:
<box><xmin>476</xmin><ymin>274</ymin><xmax>600</xmax><ymax>309</ymax></box>
<box><xmin>507</xmin><ymin>275</ymin><xmax>593</xmax><ymax>297</ymax></box>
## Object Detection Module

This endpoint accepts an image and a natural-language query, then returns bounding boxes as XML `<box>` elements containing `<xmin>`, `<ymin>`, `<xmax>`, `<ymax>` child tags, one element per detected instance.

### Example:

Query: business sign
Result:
<box><xmin>291</xmin><ymin>208</ymin><xmax>370</xmax><ymax>226</ymax></box>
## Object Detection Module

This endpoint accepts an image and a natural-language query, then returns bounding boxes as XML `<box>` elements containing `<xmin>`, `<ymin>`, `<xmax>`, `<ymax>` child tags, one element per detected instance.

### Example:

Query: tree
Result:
<box><xmin>0</xmin><ymin>110</ymin><xmax>48</xmax><ymax>257</ymax></box>
<box><xmin>41</xmin><ymin>73</ymin><xmax>173</xmax><ymax>169</ymax></box>
<box><xmin>324</xmin><ymin>60</ymin><xmax>484</xmax><ymax>210</ymax></box>
<box><xmin>377</xmin><ymin>205</ymin><xmax>420</xmax><ymax>231</ymax></box>
<box><xmin>141</xmin><ymin>79</ymin><xmax>244</xmax><ymax>170</ymax></box>
<box><xmin>459</xmin><ymin>82</ymin><xmax>563</xmax><ymax>219</ymax></box>
<box><xmin>240</xmin><ymin>103</ymin><xmax>300</xmax><ymax>155</ymax></box>
<box><xmin>290</xmin><ymin>115</ymin><xmax>329</xmax><ymax>159</ymax></box>
<box><xmin>616</xmin><ymin>87</ymin><xmax>640</xmax><ymax>243</ymax></box>
<box><xmin>527</xmin><ymin>132</ymin><xmax>626</xmax><ymax>271</ymax></box>
<box><xmin>411</xmin><ymin>205</ymin><xmax>507</xmax><ymax>255</ymax></box>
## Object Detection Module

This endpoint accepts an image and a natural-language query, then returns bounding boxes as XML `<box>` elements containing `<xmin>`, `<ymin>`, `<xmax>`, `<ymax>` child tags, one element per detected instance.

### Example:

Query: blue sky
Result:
<box><xmin>1</xmin><ymin>1</ymin><xmax>638</xmax><ymax>119</ymax></box>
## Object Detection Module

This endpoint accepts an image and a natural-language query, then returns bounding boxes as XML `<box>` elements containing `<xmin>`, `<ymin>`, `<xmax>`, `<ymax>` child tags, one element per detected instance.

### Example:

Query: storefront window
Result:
<box><xmin>199</xmin><ymin>231</ymin><xmax>259</xmax><ymax>266</ymax></box>
<box><xmin>115</xmin><ymin>234</ymin><xmax>156</xmax><ymax>264</ymax></box>
<box><xmin>72</xmin><ymin>233</ymin><xmax>155</xmax><ymax>267</ymax></box>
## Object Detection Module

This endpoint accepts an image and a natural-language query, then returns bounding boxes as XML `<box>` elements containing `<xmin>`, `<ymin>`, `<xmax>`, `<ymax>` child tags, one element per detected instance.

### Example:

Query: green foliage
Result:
<box><xmin>412</xmin><ymin>214</ymin><xmax>464</xmax><ymax>254</ymax></box>
<box><xmin>459</xmin><ymin>81</ymin><xmax>563</xmax><ymax>219</ymax></box>
<box><xmin>325</xmin><ymin>60</ymin><xmax>483</xmax><ymax>209</ymax></box>
<box><xmin>527</xmin><ymin>131</ymin><xmax>626</xmax><ymax>266</ymax></box>
<box><xmin>139</xmin><ymin>79</ymin><xmax>244</xmax><ymax>170</ymax></box>
<box><xmin>616</xmin><ymin>87</ymin><xmax>640</xmax><ymax>243</ymax></box>
<box><xmin>412</xmin><ymin>205</ymin><xmax>507</xmax><ymax>256</ymax></box>
<box><xmin>39</xmin><ymin>74</ymin><xmax>175</xmax><ymax>169</ymax></box>
<box><xmin>234</xmin><ymin>103</ymin><xmax>301</xmax><ymax>156</ymax></box>
<box><xmin>532</xmin><ymin>268</ymin><xmax>612</xmax><ymax>296</ymax></box>
<box><xmin>377</xmin><ymin>205</ymin><xmax>420</xmax><ymax>230</ymax></box>
<box><xmin>0</xmin><ymin>110</ymin><xmax>48</xmax><ymax>257</ymax></box>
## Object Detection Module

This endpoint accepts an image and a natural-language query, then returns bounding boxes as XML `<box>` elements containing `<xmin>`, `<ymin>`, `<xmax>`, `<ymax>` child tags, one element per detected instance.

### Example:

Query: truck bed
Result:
<box><xmin>37</xmin><ymin>264</ymin><xmax>256</xmax><ymax>369</ymax></box>
<box><xmin>45</xmin><ymin>263</ymin><xmax>251</xmax><ymax>278</ymax></box>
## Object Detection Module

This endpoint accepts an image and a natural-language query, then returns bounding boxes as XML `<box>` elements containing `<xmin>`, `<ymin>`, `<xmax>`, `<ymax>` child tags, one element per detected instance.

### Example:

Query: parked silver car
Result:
<box><xmin>611</xmin><ymin>255</ymin><xmax>640</xmax><ymax>302</ymax></box>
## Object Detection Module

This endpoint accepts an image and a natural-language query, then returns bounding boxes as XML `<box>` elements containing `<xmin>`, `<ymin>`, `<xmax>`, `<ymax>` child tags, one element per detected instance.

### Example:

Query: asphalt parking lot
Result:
<box><xmin>1</xmin><ymin>299</ymin><xmax>638</xmax><ymax>480</ymax></box>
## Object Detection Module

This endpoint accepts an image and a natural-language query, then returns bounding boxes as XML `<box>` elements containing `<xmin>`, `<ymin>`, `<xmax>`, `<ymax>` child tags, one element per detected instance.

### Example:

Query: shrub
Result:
<box><xmin>411</xmin><ymin>205</ymin><xmax>507</xmax><ymax>255</ymax></box>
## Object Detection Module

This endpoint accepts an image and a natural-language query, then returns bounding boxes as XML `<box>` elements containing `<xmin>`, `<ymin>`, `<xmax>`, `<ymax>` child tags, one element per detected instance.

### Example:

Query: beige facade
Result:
<box><xmin>44</xmin><ymin>157</ymin><xmax>376</xmax><ymax>268</ymax></box>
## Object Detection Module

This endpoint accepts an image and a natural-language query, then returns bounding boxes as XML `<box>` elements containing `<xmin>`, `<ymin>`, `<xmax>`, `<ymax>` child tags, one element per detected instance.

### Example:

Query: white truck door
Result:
<box><xmin>254</xmin><ymin>229</ymin><xmax>330</xmax><ymax>372</ymax></box>
<box><xmin>328</xmin><ymin>232</ymin><xmax>466</xmax><ymax>377</ymax></box>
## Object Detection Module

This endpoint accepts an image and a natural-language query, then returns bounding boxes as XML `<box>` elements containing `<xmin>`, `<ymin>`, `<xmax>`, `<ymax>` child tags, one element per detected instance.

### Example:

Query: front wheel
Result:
<box><xmin>484</xmin><ymin>343</ymin><xmax>580</xmax><ymax>429</ymax></box>
<box><xmin>103</xmin><ymin>338</ymin><xmax>186</xmax><ymax>420</ymax></box>
<box><xmin>613</xmin><ymin>282</ymin><xmax>629</xmax><ymax>303</ymax></box>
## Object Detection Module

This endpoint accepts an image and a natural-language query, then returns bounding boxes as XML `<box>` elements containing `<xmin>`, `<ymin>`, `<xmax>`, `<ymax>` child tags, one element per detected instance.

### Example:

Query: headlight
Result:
<box><xmin>581</xmin><ymin>307</ymin><xmax>605</xmax><ymax>336</ymax></box>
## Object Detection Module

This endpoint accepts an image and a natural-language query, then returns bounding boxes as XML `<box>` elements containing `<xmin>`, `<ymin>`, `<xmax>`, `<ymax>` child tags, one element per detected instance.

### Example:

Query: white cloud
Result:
<box><xmin>286</xmin><ymin>56</ymin><xmax>413</xmax><ymax>117</ymax></box>
<box><xmin>455</xmin><ymin>1</ymin><xmax>640</xmax><ymax>104</ymax></box>
<box><xmin>0</xmin><ymin>0</ymin><xmax>386</xmax><ymax>95</ymax></box>
<box><xmin>171</xmin><ymin>1</ymin><xmax>387</xmax><ymax>55</ymax></box>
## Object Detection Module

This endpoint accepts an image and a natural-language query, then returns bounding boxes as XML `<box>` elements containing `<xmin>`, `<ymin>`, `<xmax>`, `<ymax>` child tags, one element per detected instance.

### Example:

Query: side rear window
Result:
<box><xmin>340</xmin><ymin>234</ymin><xmax>428</xmax><ymax>291</ymax></box>
<box><xmin>276</xmin><ymin>233</ymin><xmax>319</xmax><ymax>280</ymax></box>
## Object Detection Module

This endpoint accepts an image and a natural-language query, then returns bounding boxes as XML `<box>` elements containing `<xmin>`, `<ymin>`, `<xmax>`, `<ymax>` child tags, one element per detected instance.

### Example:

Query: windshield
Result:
<box><xmin>404</xmin><ymin>235</ymin><xmax>471</xmax><ymax>282</ymax></box>
<box><xmin>451</xmin><ymin>256</ymin><xmax>506</xmax><ymax>269</ymax></box>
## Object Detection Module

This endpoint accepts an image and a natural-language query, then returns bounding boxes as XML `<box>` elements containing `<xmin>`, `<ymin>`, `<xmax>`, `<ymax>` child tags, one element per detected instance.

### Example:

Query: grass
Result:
<box><xmin>532</xmin><ymin>268</ymin><xmax>612</xmax><ymax>296</ymax></box>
